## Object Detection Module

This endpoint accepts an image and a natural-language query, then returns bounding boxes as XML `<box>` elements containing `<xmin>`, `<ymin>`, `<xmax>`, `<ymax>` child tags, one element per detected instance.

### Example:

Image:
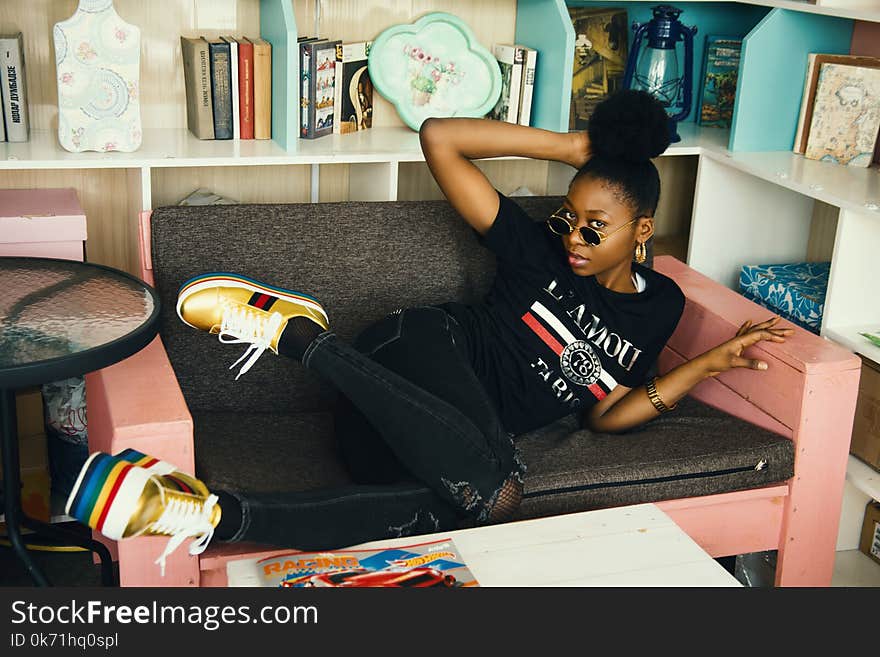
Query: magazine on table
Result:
<box><xmin>226</xmin><ymin>537</ymin><xmax>479</xmax><ymax>587</ymax></box>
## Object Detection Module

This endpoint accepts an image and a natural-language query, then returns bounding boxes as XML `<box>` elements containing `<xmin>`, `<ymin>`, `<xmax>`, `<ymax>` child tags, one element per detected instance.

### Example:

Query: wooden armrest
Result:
<box><xmin>85</xmin><ymin>335</ymin><xmax>195</xmax><ymax>473</ymax></box>
<box><xmin>654</xmin><ymin>256</ymin><xmax>861</xmax><ymax>433</ymax></box>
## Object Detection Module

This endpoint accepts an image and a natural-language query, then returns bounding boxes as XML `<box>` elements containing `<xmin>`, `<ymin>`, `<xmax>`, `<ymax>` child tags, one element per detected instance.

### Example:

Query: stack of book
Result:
<box><xmin>793</xmin><ymin>53</ymin><xmax>880</xmax><ymax>168</ymax></box>
<box><xmin>488</xmin><ymin>43</ymin><xmax>538</xmax><ymax>126</ymax></box>
<box><xmin>181</xmin><ymin>36</ymin><xmax>272</xmax><ymax>141</ymax></box>
<box><xmin>299</xmin><ymin>37</ymin><xmax>375</xmax><ymax>140</ymax></box>
<box><xmin>0</xmin><ymin>32</ymin><xmax>30</xmax><ymax>143</ymax></box>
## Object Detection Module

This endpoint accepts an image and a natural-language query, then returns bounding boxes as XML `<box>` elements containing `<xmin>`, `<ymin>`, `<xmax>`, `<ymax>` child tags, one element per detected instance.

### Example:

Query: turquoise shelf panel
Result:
<box><xmin>515</xmin><ymin>0</ymin><xmax>574</xmax><ymax>132</ymax></box>
<box><xmin>260</xmin><ymin>0</ymin><xmax>298</xmax><ymax>150</ymax></box>
<box><xmin>730</xmin><ymin>8</ymin><xmax>853</xmax><ymax>152</ymax></box>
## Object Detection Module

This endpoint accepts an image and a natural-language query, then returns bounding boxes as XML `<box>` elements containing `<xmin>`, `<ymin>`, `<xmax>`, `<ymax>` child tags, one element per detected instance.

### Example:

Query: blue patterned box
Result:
<box><xmin>739</xmin><ymin>262</ymin><xmax>830</xmax><ymax>334</ymax></box>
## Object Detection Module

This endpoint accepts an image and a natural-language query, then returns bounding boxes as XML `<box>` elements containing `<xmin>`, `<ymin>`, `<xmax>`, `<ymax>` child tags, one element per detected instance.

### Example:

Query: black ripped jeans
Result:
<box><xmin>222</xmin><ymin>306</ymin><xmax>526</xmax><ymax>550</ymax></box>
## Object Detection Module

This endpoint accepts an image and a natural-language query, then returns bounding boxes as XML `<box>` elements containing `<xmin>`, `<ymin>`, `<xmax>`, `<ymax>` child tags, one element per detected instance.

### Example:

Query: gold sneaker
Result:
<box><xmin>177</xmin><ymin>273</ymin><xmax>329</xmax><ymax>378</ymax></box>
<box><xmin>65</xmin><ymin>451</ymin><xmax>221</xmax><ymax>576</ymax></box>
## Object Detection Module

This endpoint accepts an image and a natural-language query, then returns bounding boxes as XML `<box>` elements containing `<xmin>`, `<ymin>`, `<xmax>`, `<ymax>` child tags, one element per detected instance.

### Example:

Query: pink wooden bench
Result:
<box><xmin>83</xmin><ymin>213</ymin><xmax>860</xmax><ymax>586</ymax></box>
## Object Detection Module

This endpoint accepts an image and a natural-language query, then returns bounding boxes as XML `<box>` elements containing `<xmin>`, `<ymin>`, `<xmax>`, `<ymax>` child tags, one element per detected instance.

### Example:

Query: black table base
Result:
<box><xmin>1</xmin><ymin>388</ymin><xmax>116</xmax><ymax>586</ymax></box>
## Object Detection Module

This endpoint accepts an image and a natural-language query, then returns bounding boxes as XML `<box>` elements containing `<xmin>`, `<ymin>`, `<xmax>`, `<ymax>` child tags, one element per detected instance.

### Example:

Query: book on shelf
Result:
<box><xmin>249</xmin><ymin>37</ymin><xmax>272</xmax><ymax>140</ymax></box>
<box><xmin>300</xmin><ymin>39</ymin><xmax>340</xmax><ymax>139</ymax></box>
<box><xmin>236</xmin><ymin>37</ymin><xmax>255</xmax><ymax>140</ymax></box>
<box><xmin>333</xmin><ymin>41</ymin><xmax>373</xmax><ymax>135</ymax></box>
<box><xmin>0</xmin><ymin>87</ymin><xmax>5</xmax><ymax>141</ymax></box>
<box><xmin>226</xmin><ymin>537</ymin><xmax>479</xmax><ymax>588</ymax></box>
<box><xmin>489</xmin><ymin>44</ymin><xmax>524</xmax><ymax>123</ymax></box>
<box><xmin>567</xmin><ymin>7</ymin><xmax>629</xmax><ymax>131</ymax></box>
<box><xmin>696</xmin><ymin>36</ymin><xmax>742</xmax><ymax>129</ymax></box>
<box><xmin>206</xmin><ymin>38</ymin><xmax>234</xmax><ymax>140</ymax></box>
<box><xmin>793</xmin><ymin>53</ymin><xmax>880</xmax><ymax>154</ymax></box>
<box><xmin>180</xmin><ymin>37</ymin><xmax>215</xmax><ymax>140</ymax></box>
<box><xmin>0</xmin><ymin>32</ymin><xmax>29</xmax><ymax>142</ymax></box>
<box><xmin>518</xmin><ymin>45</ymin><xmax>538</xmax><ymax>127</ymax></box>
<box><xmin>804</xmin><ymin>62</ymin><xmax>880</xmax><ymax>167</ymax></box>
<box><xmin>221</xmin><ymin>37</ymin><xmax>241</xmax><ymax>140</ymax></box>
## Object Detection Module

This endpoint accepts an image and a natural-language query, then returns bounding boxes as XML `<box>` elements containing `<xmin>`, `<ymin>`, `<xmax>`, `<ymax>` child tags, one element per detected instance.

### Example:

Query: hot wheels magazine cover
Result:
<box><xmin>227</xmin><ymin>538</ymin><xmax>478</xmax><ymax>587</ymax></box>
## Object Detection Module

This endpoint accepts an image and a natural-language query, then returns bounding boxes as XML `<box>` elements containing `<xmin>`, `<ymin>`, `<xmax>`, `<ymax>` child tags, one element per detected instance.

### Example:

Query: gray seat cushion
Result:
<box><xmin>191</xmin><ymin>395</ymin><xmax>794</xmax><ymax>518</ymax></box>
<box><xmin>514</xmin><ymin>396</ymin><xmax>793</xmax><ymax>518</ymax></box>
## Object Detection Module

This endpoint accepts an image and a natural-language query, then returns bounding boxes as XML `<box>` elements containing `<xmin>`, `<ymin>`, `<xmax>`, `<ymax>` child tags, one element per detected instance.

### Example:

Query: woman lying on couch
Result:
<box><xmin>66</xmin><ymin>90</ymin><xmax>792</xmax><ymax>575</ymax></box>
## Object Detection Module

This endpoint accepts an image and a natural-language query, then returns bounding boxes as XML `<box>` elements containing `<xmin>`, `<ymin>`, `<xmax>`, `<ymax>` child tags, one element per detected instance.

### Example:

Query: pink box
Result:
<box><xmin>0</xmin><ymin>189</ymin><xmax>87</xmax><ymax>262</ymax></box>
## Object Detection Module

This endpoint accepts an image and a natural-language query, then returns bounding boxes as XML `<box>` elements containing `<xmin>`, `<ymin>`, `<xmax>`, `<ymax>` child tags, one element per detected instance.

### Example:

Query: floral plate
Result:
<box><xmin>367</xmin><ymin>12</ymin><xmax>501</xmax><ymax>131</ymax></box>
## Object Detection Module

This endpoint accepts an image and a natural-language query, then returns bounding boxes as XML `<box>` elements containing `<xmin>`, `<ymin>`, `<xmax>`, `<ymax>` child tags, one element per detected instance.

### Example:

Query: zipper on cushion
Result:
<box><xmin>523</xmin><ymin>458</ymin><xmax>770</xmax><ymax>499</ymax></box>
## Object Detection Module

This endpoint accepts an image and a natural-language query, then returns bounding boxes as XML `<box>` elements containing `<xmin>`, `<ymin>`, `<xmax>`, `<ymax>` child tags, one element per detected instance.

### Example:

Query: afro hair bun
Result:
<box><xmin>587</xmin><ymin>89</ymin><xmax>671</xmax><ymax>163</ymax></box>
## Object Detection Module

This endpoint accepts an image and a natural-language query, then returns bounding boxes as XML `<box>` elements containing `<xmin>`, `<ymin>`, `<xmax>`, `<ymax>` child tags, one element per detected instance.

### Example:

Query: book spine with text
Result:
<box><xmin>0</xmin><ymin>83</ymin><xmax>5</xmax><ymax>141</ymax></box>
<box><xmin>333</xmin><ymin>46</ymin><xmax>343</xmax><ymax>135</ymax></box>
<box><xmin>208</xmin><ymin>39</ymin><xmax>233</xmax><ymax>140</ymax></box>
<box><xmin>0</xmin><ymin>33</ymin><xmax>29</xmax><ymax>142</ymax></box>
<box><xmin>237</xmin><ymin>38</ymin><xmax>255</xmax><ymax>140</ymax></box>
<box><xmin>180</xmin><ymin>37</ymin><xmax>214</xmax><ymax>139</ymax></box>
<box><xmin>253</xmin><ymin>38</ymin><xmax>272</xmax><ymax>140</ymax></box>
<box><xmin>300</xmin><ymin>40</ymin><xmax>339</xmax><ymax>139</ymax></box>
<box><xmin>490</xmin><ymin>44</ymin><xmax>522</xmax><ymax>123</ymax></box>
<box><xmin>300</xmin><ymin>42</ymin><xmax>312</xmax><ymax>138</ymax></box>
<box><xmin>223</xmin><ymin>37</ymin><xmax>240</xmax><ymax>139</ymax></box>
<box><xmin>517</xmin><ymin>46</ymin><xmax>537</xmax><ymax>126</ymax></box>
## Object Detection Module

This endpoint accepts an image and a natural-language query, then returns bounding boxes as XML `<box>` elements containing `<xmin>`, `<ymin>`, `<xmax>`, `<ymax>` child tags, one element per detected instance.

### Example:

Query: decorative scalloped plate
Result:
<box><xmin>367</xmin><ymin>12</ymin><xmax>501</xmax><ymax>131</ymax></box>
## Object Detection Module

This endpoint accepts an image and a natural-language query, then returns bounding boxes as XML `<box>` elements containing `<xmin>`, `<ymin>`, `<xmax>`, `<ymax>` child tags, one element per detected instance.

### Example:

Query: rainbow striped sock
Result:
<box><xmin>114</xmin><ymin>448</ymin><xmax>200</xmax><ymax>495</ymax></box>
<box><xmin>65</xmin><ymin>452</ymin><xmax>153</xmax><ymax>540</ymax></box>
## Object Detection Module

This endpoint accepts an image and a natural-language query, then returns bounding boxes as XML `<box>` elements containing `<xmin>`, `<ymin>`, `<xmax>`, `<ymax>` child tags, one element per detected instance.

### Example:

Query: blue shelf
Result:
<box><xmin>730</xmin><ymin>8</ymin><xmax>853</xmax><ymax>151</ymax></box>
<box><xmin>515</xmin><ymin>0</ymin><xmax>574</xmax><ymax>132</ymax></box>
<box><xmin>260</xmin><ymin>0</ymin><xmax>298</xmax><ymax>150</ymax></box>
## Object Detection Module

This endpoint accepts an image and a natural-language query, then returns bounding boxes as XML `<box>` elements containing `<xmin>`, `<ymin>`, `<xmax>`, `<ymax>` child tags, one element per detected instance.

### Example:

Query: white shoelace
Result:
<box><xmin>217</xmin><ymin>304</ymin><xmax>284</xmax><ymax>379</ymax></box>
<box><xmin>152</xmin><ymin>486</ymin><xmax>219</xmax><ymax>577</ymax></box>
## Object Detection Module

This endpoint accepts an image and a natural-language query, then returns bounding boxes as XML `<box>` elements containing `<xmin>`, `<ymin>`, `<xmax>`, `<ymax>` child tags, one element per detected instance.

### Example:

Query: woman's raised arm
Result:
<box><xmin>419</xmin><ymin>118</ymin><xmax>590</xmax><ymax>235</ymax></box>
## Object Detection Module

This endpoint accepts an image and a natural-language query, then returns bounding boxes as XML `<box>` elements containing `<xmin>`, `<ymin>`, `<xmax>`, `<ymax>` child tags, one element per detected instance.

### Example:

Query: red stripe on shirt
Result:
<box><xmin>521</xmin><ymin>312</ymin><xmax>563</xmax><ymax>356</ymax></box>
<box><xmin>588</xmin><ymin>383</ymin><xmax>607</xmax><ymax>400</ymax></box>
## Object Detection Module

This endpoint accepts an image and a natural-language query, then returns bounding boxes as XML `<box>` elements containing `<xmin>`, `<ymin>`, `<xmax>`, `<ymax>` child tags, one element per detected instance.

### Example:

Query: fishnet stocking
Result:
<box><xmin>485</xmin><ymin>477</ymin><xmax>523</xmax><ymax>524</ymax></box>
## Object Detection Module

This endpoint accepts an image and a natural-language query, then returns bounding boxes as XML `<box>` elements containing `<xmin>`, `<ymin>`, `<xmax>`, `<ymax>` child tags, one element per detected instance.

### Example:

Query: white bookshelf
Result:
<box><xmin>737</xmin><ymin>0</ymin><xmax>880</xmax><ymax>22</ymax></box>
<box><xmin>847</xmin><ymin>456</ymin><xmax>880</xmax><ymax>502</ymax></box>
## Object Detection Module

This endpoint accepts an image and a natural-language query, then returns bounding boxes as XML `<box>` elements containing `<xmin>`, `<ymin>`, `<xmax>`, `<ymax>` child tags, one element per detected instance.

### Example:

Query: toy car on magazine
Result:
<box><xmin>304</xmin><ymin>567</ymin><xmax>457</xmax><ymax>588</ymax></box>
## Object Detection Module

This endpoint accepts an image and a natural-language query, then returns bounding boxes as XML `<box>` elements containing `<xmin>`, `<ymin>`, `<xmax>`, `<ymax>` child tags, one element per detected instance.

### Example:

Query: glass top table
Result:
<box><xmin>0</xmin><ymin>256</ymin><xmax>160</xmax><ymax>586</ymax></box>
<box><xmin>0</xmin><ymin>257</ymin><xmax>160</xmax><ymax>389</ymax></box>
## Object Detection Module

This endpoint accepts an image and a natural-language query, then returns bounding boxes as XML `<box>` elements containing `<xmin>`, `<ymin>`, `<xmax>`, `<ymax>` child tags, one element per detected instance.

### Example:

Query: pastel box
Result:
<box><xmin>739</xmin><ymin>261</ymin><xmax>830</xmax><ymax>334</ymax></box>
<box><xmin>0</xmin><ymin>188</ymin><xmax>87</xmax><ymax>261</ymax></box>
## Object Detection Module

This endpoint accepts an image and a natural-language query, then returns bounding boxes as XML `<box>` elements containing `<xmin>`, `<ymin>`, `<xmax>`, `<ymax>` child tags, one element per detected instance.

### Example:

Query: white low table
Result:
<box><xmin>227</xmin><ymin>503</ymin><xmax>741</xmax><ymax>587</ymax></box>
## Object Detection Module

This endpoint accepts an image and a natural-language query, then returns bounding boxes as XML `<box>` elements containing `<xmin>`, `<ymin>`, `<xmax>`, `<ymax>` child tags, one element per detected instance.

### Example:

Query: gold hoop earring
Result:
<box><xmin>635</xmin><ymin>242</ymin><xmax>647</xmax><ymax>264</ymax></box>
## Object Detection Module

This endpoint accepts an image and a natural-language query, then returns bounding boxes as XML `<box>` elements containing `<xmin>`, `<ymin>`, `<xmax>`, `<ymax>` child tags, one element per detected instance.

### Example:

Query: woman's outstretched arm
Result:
<box><xmin>585</xmin><ymin>317</ymin><xmax>795</xmax><ymax>434</ymax></box>
<box><xmin>419</xmin><ymin>118</ymin><xmax>590</xmax><ymax>235</ymax></box>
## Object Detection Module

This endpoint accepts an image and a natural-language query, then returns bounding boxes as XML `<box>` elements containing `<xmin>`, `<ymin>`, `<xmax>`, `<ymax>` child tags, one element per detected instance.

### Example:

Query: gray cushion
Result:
<box><xmin>190</xmin><ymin>395</ymin><xmax>793</xmax><ymax>517</ymax></box>
<box><xmin>191</xmin><ymin>410</ymin><xmax>351</xmax><ymax>493</ymax></box>
<box><xmin>513</xmin><ymin>395</ymin><xmax>794</xmax><ymax>518</ymax></box>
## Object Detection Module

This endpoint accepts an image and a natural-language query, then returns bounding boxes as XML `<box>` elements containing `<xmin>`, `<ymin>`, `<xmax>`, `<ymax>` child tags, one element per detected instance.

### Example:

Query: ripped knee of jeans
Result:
<box><xmin>441</xmin><ymin>472</ymin><xmax>524</xmax><ymax>526</ymax></box>
<box><xmin>387</xmin><ymin>508</ymin><xmax>442</xmax><ymax>538</ymax></box>
<box><xmin>483</xmin><ymin>475</ymin><xmax>523</xmax><ymax>524</ymax></box>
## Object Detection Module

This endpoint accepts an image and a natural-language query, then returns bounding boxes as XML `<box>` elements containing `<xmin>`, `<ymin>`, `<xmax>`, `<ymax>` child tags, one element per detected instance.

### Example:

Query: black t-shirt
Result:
<box><xmin>439</xmin><ymin>191</ymin><xmax>686</xmax><ymax>436</ymax></box>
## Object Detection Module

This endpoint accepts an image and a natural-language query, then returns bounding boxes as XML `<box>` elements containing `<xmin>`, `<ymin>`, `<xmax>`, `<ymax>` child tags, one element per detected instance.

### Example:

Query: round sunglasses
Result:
<box><xmin>546</xmin><ymin>208</ymin><xmax>642</xmax><ymax>246</ymax></box>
